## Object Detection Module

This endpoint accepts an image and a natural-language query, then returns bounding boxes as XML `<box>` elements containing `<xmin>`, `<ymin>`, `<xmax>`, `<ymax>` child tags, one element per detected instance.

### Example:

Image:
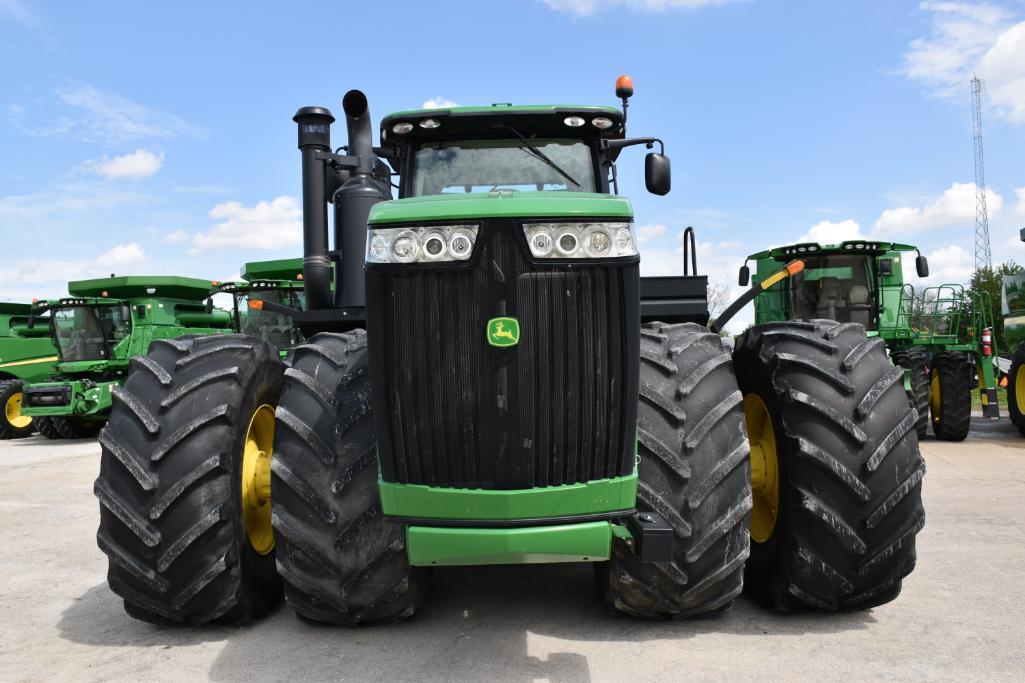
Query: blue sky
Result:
<box><xmin>2</xmin><ymin>0</ymin><xmax>1024</xmax><ymax>329</ymax></box>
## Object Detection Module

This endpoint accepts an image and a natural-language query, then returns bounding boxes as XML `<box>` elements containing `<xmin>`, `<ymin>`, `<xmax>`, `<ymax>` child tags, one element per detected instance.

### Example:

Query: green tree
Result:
<box><xmin>968</xmin><ymin>261</ymin><xmax>1023</xmax><ymax>352</ymax></box>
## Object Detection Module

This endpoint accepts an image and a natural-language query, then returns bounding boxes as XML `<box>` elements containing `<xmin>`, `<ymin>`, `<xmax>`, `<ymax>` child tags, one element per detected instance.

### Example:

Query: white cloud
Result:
<box><xmin>901</xmin><ymin>3</ymin><xmax>1025</xmax><ymax>124</ymax></box>
<box><xmin>795</xmin><ymin>219</ymin><xmax>865</xmax><ymax>245</ymax></box>
<box><xmin>636</xmin><ymin>223</ymin><xmax>667</xmax><ymax>243</ymax></box>
<box><xmin>0</xmin><ymin>0</ymin><xmax>57</xmax><ymax>46</ymax></box>
<box><xmin>0</xmin><ymin>242</ymin><xmax>147</xmax><ymax>302</ymax></box>
<box><xmin>1015</xmin><ymin>187</ymin><xmax>1025</xmax><ymax>214</ymax></box>
<box><xmin>191</xmin><ymin>196</ymin><xmax>301</xmax><ymax>251</ymax></box>
<box><xmin>922</xmin><ymin>243</ymin><xmax>973</xmax><ymax>285</ymax></box>
<box><xmin>542</xmin><ymin>0</ymin><xmax>740</xmax><ymax>17</ymax></box>
<box><xmin>85</xmin><ymin>149</ymin><xmax>164</xmax><ymax>179</ymax></box>
<box><xmin>9</xmin><ymin>83</ymin><xmax>197</xmax><ymax>143</ymax></box>
<box><xmin>422</xmin><ymin>97</ymin><xmax>459</xmax><ymax>109</ymax></box>
<box><xmin>872</xmin><ymin>182</ymin><xmax>1002</xmax><ymax>238</ymax></box>
<box><xmin>94</xmin><ymin>242</ymin><xmax>146</xmax><ymax>270</ymax></box>
<box><xmin>164</xmin><ymin>229</ymin><xmax>189</xmax><ymax>244</ymax></box>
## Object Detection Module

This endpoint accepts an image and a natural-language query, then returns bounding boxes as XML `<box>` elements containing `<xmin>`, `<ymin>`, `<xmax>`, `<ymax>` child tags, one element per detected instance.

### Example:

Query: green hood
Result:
<box><xmin>368</xmin><ymin>192</ymin><xmax>633</xmax><ymax>225</ymax></box>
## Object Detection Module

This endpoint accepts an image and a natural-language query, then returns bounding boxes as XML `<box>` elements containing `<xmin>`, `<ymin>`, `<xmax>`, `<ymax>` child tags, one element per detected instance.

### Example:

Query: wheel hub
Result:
<box><xmin>1015</xmin><ymin>367</ymin><xmax>1025</xmax><ymax>416</ymax></box>
<box><xmin>241</xmin><ymin>404</ymin><xmax>276</xmax><ymax>555</ymax></box>
<box><xmin>4</xmin><ymin>392</ymin><xmax>32</xmax><ymax>430</ymax></box>
<box><xmin>743</xmin><ymin>393</ymin><xmax>779</xmax><ymax>543</ymax></box>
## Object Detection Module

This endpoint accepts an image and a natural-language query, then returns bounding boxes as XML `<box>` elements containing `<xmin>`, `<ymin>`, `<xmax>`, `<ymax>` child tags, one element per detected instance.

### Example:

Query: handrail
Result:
<box><xmin>682</xmin><ymin>226</ymin><xmax>697</xmax><ymax>276</ymax></box>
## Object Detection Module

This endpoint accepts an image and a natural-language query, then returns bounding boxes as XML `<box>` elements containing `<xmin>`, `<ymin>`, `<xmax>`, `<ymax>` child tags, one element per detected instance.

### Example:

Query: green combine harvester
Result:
<box><xmin>215</xmin><ymin>258</ymin><xmax>307</xmax><ymax>351</ymax></box>
<box><xmin>741</xmin><ymin>240</ymin><xmax>1000</xmax><ymax>442</ymax></box>
<box><xmin>0</xmin><ymin>302</ymin><xmax>59</xmax><ymax>439</ymax></box>
<box><xmin>21</xmin><ymin>276</ymin><xmax>232</xmax><ymax>439</ymax></box>
<box><xmin>94</xmin><ymin>78</ymin><xmax>924</xmax><ymax>626</ymax></box>
<box><xmin>1002</xmin><ymin>228</ymin><xmax>1025</xmax><ymax>433</ymax></box>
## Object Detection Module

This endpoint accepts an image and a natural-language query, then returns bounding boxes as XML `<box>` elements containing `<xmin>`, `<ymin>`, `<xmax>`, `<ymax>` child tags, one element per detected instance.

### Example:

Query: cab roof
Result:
<box><xmin>241</xmin><ymin>258</ymin><xmax>306</xmax><ymax>282</ymax></box>
<box><xmin>747</xmin><ymin>240</ymin><xmax>920</xmax><ymax>261</ymax></box>
<box><xmin>380</xmin><ymin>104</ymin><xmax>625</xmax><ymax>144</ymax></box>
<box><xmin>67</xmin><ymin>276</ymin><xmax>216</xmax><ymax>300</ymax></box>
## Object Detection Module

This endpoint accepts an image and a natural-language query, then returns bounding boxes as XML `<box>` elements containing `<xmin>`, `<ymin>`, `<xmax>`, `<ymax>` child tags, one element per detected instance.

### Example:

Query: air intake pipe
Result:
<box><xmin>293</xmin><ymin>106</ymin><xmax>335</xmax><ymax>310</ymax></box>
<box><xmin>333</xmin><ymin>90</ymin><xmax>389</xmax><ymax>308</ymax></box>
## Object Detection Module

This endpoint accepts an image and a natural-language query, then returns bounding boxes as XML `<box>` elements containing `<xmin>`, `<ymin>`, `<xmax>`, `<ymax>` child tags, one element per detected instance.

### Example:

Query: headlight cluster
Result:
<box><xmin>523</xmin><ymin>222</ymin><xmax>637</xmax><ymax>259</ymax></box>
<box><xmin>366</xmin><ymin>224</ymin><xmax>479</xmax><ymax>264</ymax></box>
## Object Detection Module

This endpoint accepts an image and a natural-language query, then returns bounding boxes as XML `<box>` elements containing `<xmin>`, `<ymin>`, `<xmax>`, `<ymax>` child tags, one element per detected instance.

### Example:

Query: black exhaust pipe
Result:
<box><xmin>333</xmin><ymin>90</ymin><xmax>388</xmax><ymax>308</ymax></box>
<box><xmin>293</xmin><ymin>106</ymin><xmax>335</xmax><ymax>311</ymax></box>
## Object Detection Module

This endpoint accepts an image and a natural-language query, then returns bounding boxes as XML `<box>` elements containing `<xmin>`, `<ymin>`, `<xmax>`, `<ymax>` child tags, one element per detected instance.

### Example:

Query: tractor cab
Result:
<box><xmin>741</xmin><ymin>240</ymin><xmax>929</xmax><ymax>330</ymax></box>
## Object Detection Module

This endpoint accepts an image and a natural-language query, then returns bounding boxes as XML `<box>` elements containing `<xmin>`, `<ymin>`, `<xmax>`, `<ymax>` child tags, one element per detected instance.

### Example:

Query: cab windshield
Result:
<box><xmin>52</xmin><ymin>305</ymin><xmax>130</xmax><ymax>362</ymax></box>
<box><xmin>789</xmin><ymin>255</ymin><xmax>874</xmax><ymax>325</ymax></box>
<box><xmin>236</xmin><ymin>288</ymin><xmax>304</xmax><ymax>349</ymax></box>
<box><xmin>412</xmin><ymin>138</ymin><xmax>596</xmax><ymax>195</ymax></box>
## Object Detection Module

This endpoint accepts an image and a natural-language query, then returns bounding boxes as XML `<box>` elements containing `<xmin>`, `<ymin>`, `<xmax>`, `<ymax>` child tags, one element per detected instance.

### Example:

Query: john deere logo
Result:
<box><xmin>487</xmin><ymin>317</ymin><xmax>520</xmax><ymax>347</ymax></box>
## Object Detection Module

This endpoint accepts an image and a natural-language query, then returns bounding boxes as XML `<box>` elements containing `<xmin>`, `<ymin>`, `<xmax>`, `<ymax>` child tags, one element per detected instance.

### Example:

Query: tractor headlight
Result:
<box><xmin>522</xmin><ymin>222</ymin><xmax>636</xmax><ymax>259</ymax></box>
<box><xmin>366</xmin><ymin>224</ymin><xmax>479</xmax><ymax>264</ymax></box>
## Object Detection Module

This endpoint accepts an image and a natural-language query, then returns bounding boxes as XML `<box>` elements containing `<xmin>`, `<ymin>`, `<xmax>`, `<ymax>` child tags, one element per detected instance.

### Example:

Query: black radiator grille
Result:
<box><xmin>366</xmin><ymin>219</ymin><xmax>639</xmax><ymax>490</ymax></box>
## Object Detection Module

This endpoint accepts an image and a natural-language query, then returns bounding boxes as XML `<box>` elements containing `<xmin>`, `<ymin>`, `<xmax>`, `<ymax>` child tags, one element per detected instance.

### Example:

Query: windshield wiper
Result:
<box><xmin>503</xmin><ymin>124</ymin><xmax>580</xmax><ymax>188</ymax></box>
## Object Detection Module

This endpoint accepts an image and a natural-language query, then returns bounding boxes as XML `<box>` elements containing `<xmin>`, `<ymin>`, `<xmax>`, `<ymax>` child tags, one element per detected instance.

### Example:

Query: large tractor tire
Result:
<box><xmin>1007</xmin><ymin>343</ymin><xmax>1025</xmax><ymax>435</ymax></box>
<box><xmin>36</xmin><ymin>416</ymin><xmax>64</xmax><ymax>439</ymax></box>
<box><xmin>271</xmin><ymin>331</ymin><xmax>425</xmax><ymax>625</ymax></box>
<box><xmin>601</xmin><ymin>323</ymin><xmax>751</xmax><ymax>619</ymax></box>
<box><xmin>0</xmin><ymin>380</ymin><xmax>35</xmax><ymax>439</ymax></box>
<box><xmin>891</xmin><ymin>347</ymin><xmax>930</xmax><ymax>440</ymax></box>
<box><xmin>733</xmin><ymin>320</ymin><xmax>925</xmax><ymax>611</ymax></box>
<box><xmin>94</xmin><ymin>335</ymin><xmax>284</xmax><ymax>625</ymax></box>
<box><xmin>929</xmin><ymin>352</ymin><xmax>972</xmax><ymax>442</ymax></box>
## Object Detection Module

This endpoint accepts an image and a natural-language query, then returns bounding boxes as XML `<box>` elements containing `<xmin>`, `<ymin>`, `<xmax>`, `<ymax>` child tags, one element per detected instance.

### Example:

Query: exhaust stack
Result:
<box><xmin>293</xmin><ymin>106</ymin><xmax>335</xmax><ymax>310</ymax></box>
<box><xmin>333</xmin><ymin>90</ymin><xmax>387</xmax><ymax>308</ymax></box>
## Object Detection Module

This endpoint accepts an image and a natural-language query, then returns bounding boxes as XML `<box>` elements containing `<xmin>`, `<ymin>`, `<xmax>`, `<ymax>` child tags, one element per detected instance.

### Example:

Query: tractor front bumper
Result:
<box><xmin>380</xmin><ymin>471</ymin><xmax>674</xmax><ymax>566</ymax></box>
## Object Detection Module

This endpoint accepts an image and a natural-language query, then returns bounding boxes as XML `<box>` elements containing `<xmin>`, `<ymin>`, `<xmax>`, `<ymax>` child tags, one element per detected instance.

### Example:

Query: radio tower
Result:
<box><xmin>972</xmin><ymin>75</ymin><xmax>992</xmax><ymax>271</ymax></box>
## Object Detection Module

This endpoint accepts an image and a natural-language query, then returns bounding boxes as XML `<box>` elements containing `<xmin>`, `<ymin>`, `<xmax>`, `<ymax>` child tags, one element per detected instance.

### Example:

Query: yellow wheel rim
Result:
<box><xmin>744</xmin><ymin>393</ymin><xmax>779</xmax><ymax>543</ymax></box>
<box><xmin>241</xmin><ymin>404</ymin><xmax>275</xmax><ymax>555</ymax></box>
<box><xmin>4</xmin><ymin>392</ymin><xmax>32</xmax><ymax>430</ymax></box>
<box><xmin>1016</xmin><ymin>367</ymin><xmax>1025</xmax><ymax>414</ymax></box>
<box><xmin>929</xmin><ymin>368</ymin><xmax>941</xmax><ymax>423</ymax></box>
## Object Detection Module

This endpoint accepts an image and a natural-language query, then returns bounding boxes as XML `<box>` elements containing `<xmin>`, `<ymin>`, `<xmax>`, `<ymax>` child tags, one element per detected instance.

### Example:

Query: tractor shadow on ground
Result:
<box><xmin>57</xmin><ymin>582</ymin><xmax>254</xmax><ymax>649</ymax></box>
<box><xmin>208</xmin><ymin>563</ymin><xmax>875</xmax><ymax>681</ymax></box>
<box><xmin>59</xmin><ymin>563</ymin><xmax>878</xmax><ymax>680</ymax></box>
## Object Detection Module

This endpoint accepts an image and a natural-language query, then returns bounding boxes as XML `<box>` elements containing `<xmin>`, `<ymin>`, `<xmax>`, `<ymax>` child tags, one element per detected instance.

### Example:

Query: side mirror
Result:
<box><xmin>120</xmin><ymin>304</ymin><xmax>132</xmax><ymax>322</ymax></box>
<box><xmin>204</xmin><ymin>297</ymin><xmax>214</xmax><ymax>314</ymax></box>
<box><xmin>645</xmin><ymin>152</ymin><xmax>671</xmax><ymax>196</ymax></box>
<box><xmin>738</xmin><ymin>265</ymin><xmax>750</xmax><ymax>287</ymax></box>
<box><xmin>27</xmin><ymin>315</ymin><xmax>35</xmax><ymax>329</ymax></box>
<box><xmin>916</xmin><ymin>255</ymin><xmax>929</xmax><ymax>278</ymax></box>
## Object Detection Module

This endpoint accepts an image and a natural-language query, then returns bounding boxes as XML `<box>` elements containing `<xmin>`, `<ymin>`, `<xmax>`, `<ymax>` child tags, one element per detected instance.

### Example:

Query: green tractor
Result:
<box><xmin>94</xmin><ymin>79</ymin><xmax>923</xmax><ymax>625</ymax></box>
<box><xmin>21</xmin><ymin>276</ymin><xmax>233</xmax><ymax>439</ymax></box>
<box><xmin>0</xmin><ymin>302</ymin><xmax>59</xmax><ymax>439</ymax></box>
<box><xmin>742</xmin><ymin>240</ymin><xmax>1000</xmax><ymax>442</ymax></box>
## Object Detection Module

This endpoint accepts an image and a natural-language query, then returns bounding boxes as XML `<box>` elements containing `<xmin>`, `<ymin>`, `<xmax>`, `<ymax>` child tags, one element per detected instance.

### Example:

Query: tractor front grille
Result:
<box><xmin>366</xmin><ymin>219</ymin><xmax>639</xmax><ymax>490</ymax></box>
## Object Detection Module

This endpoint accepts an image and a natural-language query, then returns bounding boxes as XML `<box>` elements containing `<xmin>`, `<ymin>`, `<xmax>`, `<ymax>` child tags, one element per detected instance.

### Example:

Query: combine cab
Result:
<box><xmin>743</xmin><ymin>240</ymin><xmax>999</xmax><ymax>441</ymax></box>
<box><xmin>0</xmin><ymin>302</ymin><xmax>59</xmax><ymax>439</ymax></box>
<box><xmin>216</xmin><ymin>259</ymin><xmax>307</xmax><ymax>352</ymax></box>
<box><xmin>94</xmin><ymin>79</ymin><xmax>923</xmax><ymax>626</ymax></box>
<box><xmin>21</xmin><ymin>276</ymin><xmax>232</xmax><ymax>438</ymax></box>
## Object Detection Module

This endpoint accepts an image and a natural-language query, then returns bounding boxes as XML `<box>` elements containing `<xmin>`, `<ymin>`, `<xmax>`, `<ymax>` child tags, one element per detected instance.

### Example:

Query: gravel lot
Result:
<box><xmin>0</xmin><ymin>415</ymin><xmax>1022</xmax><ymax>681</ymax></box>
